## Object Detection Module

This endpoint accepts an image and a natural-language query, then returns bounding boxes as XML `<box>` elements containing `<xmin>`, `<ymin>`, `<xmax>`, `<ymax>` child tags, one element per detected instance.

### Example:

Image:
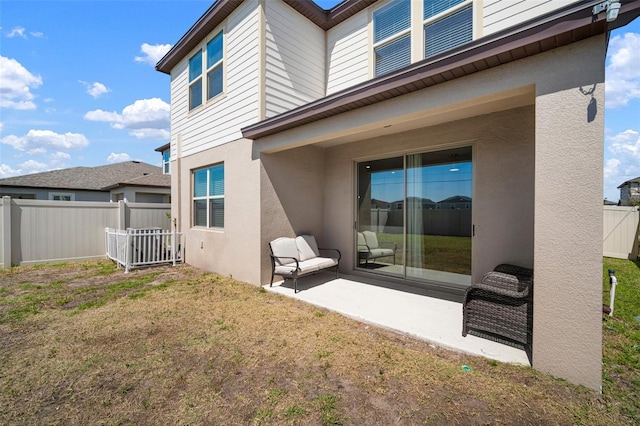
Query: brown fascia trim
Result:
<box><xmin>156</xmin><ymin>0</ymin><xmax>377</xmax><ymax>74</ymax></box>
<box><xmin>155</xmin><ymin>143</ymin><xmax>170</xmax><ymax>152</ymax></box>
<box><xmin>283</xmin><ymin>0</ymin><xmax>378</xmax><ymax>30</ymax></box>
<box><xmin>156</xmin><ymin>0</ymin><xmax>244</xmax><ymax>75</ymax></box>
<box><xmin>242</xmin><ymin>0</ymin><xmax>640</xmax><ymax>140</ymax></box>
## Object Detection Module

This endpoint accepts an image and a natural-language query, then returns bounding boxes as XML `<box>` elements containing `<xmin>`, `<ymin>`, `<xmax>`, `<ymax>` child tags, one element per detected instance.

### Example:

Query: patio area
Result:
<box><xmin>266</xmin><ymin>271</ymin><xmax>530</xmax><ymax>366</ymax></box>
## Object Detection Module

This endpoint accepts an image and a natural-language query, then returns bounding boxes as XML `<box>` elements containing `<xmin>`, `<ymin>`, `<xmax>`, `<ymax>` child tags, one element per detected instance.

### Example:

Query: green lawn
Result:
<box><xmin>366</xmin><ymin>233</ymin><xmax>471</xmax><ymax>275</ymax></box>
<box><xmin>0</xmin><ymin>258</ymin><xmax>637</xmax><ymax>424</ymax></box>
<box><xmin>602</xmin><ymin>258</ymin><xmax>640</xmax><ymax>420</ymax></box>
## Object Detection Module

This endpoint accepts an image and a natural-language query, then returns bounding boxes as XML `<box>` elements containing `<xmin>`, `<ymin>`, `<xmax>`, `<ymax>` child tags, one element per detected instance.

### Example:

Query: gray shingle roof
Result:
<box><xmin>0</xmin><ymin>161</ymin><xmax>166</xmax><ymax>191</ymax></box>
<box><xmin>618</xmin><ymin>177</ymin><xmax>640</xmax><ymax>189</ymax></box>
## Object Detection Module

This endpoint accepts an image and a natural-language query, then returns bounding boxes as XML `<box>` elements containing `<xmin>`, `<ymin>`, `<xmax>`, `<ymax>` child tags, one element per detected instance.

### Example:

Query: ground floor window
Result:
<box><xmin>193</xmin><ymin>163</ymin><xmax>224</xmax><ymax>228</ymax></box>
<box><xmin>49</xmin><ymin>192</ymin><xmax>75</xmax><ymax>201</ymax></box>
<box><xmin>356</xmin><ymin>146</ymin><xmax>472</xmax><ymax>287</ymax></box>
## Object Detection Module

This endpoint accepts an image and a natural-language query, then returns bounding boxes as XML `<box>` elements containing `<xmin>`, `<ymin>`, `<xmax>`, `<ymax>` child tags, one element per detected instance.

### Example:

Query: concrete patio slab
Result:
<box><xmin>266</xmin><ymin>271</ymin><xmax>530</xmax><ymax>366</ymax></box>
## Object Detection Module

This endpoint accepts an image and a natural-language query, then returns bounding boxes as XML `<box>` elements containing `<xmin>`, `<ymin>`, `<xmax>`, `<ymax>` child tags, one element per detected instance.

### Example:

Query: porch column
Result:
<box><xmin>533</xmin><ymin>36</ymin><xmax>605</xmax><ymax>391</ymax></box>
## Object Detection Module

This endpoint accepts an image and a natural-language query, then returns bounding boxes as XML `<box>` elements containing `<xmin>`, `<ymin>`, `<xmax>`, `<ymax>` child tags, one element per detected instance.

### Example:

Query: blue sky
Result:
<box><xmin>0</xmin><ymin>1</ymin><xmax>638</xmax><ymax>202</ymax></box>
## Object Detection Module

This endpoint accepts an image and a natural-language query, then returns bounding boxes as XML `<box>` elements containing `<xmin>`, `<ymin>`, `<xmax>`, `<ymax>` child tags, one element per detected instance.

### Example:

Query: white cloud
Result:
<box><xmin>0</xmin><ymin>55</ymin><xmax>43</xmax><ymax>110</ymax></box>
<box><xmin>84</xmin><ymin>98</ymin><xmax>170</xmax><ymax>139</ymax></box>
<box><xmin>605</xmin><ymin>32</ymin><xmax>640</xmax><ymax>108</ymax></box>
<box><xmin>130</xmin><ymin>129</ymin><xmax>170</xmax><ymax>140</ymax></box>
<box><xmin>30</xmin><ymin>32</ymin><xmax>44</xmax><ymax>38</ymax></box>
<box><xmin>6</xmin><ymin>27</ymin><xmax>26</xmax><ymax>38</ymax></box>
<box><xmin>605</xmin><ymin>129</ymin><xmax>640</xmax><ymax>196</ymax></box>
<box><xmin>19</xmin><ymin>159</ymin><xmax>48</xmax><ymax>174</ymax></box>
<box><xmin>106</xmin><ymin>152</ymin><xmax>132</xmax><ymax>163</ymax></box>
<box><xmin>50</xmin><ymin>151</ymin><xmax>71</xmax><ymax>168</ymax></box>
<box><xmin>135</xmin><ymin>43</ymin><xmax>172</xmax><ymax>66</ymax></box>
<box><xmin>79</xmin><ymin>80</ymin><xmax>111</xmax><ymax>98</ymax></box>
<box><xmin>0</xmin><ymin>163</ymin><xmax>21</xmax><ymax>178</ymax></box>
<box><xmin>1</xmin><ymin>129</ymin><xmax>89</xmax><ymax>152</ymax></box>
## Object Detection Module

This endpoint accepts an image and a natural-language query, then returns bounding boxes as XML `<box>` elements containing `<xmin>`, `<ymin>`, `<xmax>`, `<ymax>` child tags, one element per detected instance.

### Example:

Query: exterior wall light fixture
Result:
<box><xmin>593</xmin><ymin>0</ymin><xmax>622</xmax><ymax>22</ymax></box>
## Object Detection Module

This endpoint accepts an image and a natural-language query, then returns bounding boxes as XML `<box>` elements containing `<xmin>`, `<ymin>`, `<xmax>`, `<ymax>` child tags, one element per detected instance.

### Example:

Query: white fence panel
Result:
<box><xmin>105</xmin><ymin>228</ymin><xmax>182</xmax><ymax>272</ymax></box>
<box><xmin>603</xmin><ymin>206</ymin><xmax>640</xmax><ymax>259</ymax></box>
<box><xmin>1</xmin><ymin>197</ymin><xmax>172</xmax><ymax>267</ymax></box>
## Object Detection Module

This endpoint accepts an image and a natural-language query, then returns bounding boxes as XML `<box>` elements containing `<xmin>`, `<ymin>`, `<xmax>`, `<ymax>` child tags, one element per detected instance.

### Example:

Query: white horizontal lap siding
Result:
<box><xmin>264</xmin><ymin>0</ymin><xmax>325</xmax><ymax>118</ymax></box>
<box><xmin>483</xmin><ymin>0</ymin><xmax>581</xmax><ymax>36</ymax></box>
<box><xmin>326</xmin><ymin>10</ymin><xmax>368</xmax><ymax>95</ymax></box>
<box><xmin>170</xmin><ymin>0</ymin><xmax>260</xmax><ymax>159</ymax></box>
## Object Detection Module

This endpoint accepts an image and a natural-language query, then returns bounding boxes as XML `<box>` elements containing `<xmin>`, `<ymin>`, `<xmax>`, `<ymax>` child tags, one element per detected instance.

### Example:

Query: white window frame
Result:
<box><xmin>188</xmin><ymin>50</ymin><xmax>203</xmax><ymax>111</ymax></box>
<box><xmin>192</xmin><ymin>163</ymin><xmax>224</xmax><ymax>229</ymax></box>
<box><xmin>162</xmin><ymin>150</ymin><xmax>170</xmax><ymax>174</ymax></box>
<box><xmin>423</xmin><ymin>0</ymin><xmax>473</xmax><ymax>59</ymax></box>
<box><xmin>188</xmin><ymin>29</ymin><xmax>225</xmax><ymax>112</ymax></box>
<box><xmin>206</xmin><ymin>31</ymin><xmax>224</xmax><ymax>102</ymax></box>
<box><xmin>49</xmin><ymin>192</ymin><xmax>75</xmax><ymax>201</ymax></box>
<box><xmin>372</xmin><ymin>0</ymin><xmax>412</xmax><ymax>77</ymax></box>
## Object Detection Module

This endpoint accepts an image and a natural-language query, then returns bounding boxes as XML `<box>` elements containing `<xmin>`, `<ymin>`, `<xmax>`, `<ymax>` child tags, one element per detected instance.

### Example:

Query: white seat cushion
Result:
<box><xmin>301</xmin><ymin>257</ymin><xmax>338</xmax><ymax>271</ymax></box>
<box><xmin>369</xmin><ymin>248</ymin><xmax>394</xmax><ymax>258</ymax></box>
<box><xmin>270</xmin><ymin>237</ymin><xmax>299</xmax><ymax>265</ymax></box>
<box><xmin>362</xmin><ymin>231</ymin><xmax>379</xmax><ymax>249</ymax></box>
<box><xmin>296</xmin><ymin>235</ymin><xmax>320</xmax><ymax>261</ymax></box>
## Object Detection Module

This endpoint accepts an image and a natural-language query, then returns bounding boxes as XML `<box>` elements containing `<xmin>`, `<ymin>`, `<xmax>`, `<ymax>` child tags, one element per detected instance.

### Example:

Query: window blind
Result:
<box><xmin>193</xmin><ymin>169</ymin><xmax>207</xmax><ymax>197</ymax></box>
<box><xmin>424</xmin><ymin>0</ymin><xmax>466</xmax><ymax>20</ymax></box>
<box><xmin>424</xmin><ymin>5</ymin><xmax>472</xmax><ymax>58</ymax></box>
<box><xmin>189</xmin><ymin>51</ymin><xmax>202</xmax><ymax>82</ymax></box>
<box><xmin>373</xmin><ymin>0</ymin><xmax>411</xmax><ymax>43</ymax></box>
<box><xmin>375</xmin><ymin>33</ymin><xmax>411</xmax><ymax>77</ymax></box>
<box><xmin>209</xmin><ymin>164</ymin><xmax>224</xmax><ymax>196</ymax></box>
<box><xmin>207</xmin><ymin>32</ymin><xmax>223</xmax><ymax>68</ymax></box>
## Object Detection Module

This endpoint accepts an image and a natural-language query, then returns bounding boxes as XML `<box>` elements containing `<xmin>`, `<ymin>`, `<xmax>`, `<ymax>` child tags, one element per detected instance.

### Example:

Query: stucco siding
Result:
<box><xmin>483</xmin><ymin>0</ymin><xmax>582</xmax><ymax>35</ymax></box>
<box><xmin>326</xmin><ymin>9</ymin><xmax>369</xmax><ymax>95</ymax></box>
<box><xmin>259</xmin><ymin>145</ymin><xmax>326</xmax><ymax>284</ymax></box>
<box><xmin>177</xmin><ymin>138</ymin><xmax>262</xmax><ymax>285</ymax></box>
<box><xmin>252</xmin><ymin>35</ymin><xmax>606</xmax><ymax>390</ymax></box>
<box><xmin>264</xmin><ymin>0</ymin><xmax>325</xmax><ymax>118</ymax></box>
<box><xmin>169</xmin><ymin>0</ymin><xmax>260</xmax><ymax>159</ymax></box>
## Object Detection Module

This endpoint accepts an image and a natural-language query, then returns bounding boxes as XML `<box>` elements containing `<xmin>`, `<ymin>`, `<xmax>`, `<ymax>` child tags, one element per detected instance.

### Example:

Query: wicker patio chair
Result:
<box><xmin>462</xmin><ymin>264</ymin><xmax>533</xmax><ymax>349</ymax></box>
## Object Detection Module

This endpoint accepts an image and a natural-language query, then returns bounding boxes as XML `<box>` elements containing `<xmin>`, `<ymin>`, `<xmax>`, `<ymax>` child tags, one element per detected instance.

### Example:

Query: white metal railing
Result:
<box><xmin>105</xmin><ymin>227</ymin><xmax>183</xmax><ymax>272</ymax></box>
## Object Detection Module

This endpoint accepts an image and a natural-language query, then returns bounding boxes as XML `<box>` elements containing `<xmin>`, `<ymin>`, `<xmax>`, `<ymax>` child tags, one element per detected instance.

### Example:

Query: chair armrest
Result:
<box><xmin>318</xmin><ymin>248</ymin><xmax>341</xmax><ymax>261</ymax></box>
<box><xmin>494</xmin><ymin>264</ymin><xmax>533</xmax><ymax>279</ymax></box>
<box><xmin>466</xmin><ymin>282</ymin><xmax>530</xmax><ymax>299</ymax></box>
<box><xmin>467</xmin><ymin>271</ymin><xmax>530</xmax><ymax>299</ymax></box>
<box><xmin>270</xmin><ymin>255</ymin><xmax>300</xmax><ymax>270</ymax></box>
<box><xmin>378</xmin><ymin>241</ymin><xmax>397</xmax><ymax>251</ymax></box>
<box><xmin>357</xmin><ymin>244</ymin><xmax>370</xmax><ymax>252</ymax></box>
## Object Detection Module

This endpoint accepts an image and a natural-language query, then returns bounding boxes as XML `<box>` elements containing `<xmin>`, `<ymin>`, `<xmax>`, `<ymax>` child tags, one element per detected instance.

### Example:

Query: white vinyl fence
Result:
<box><xmin>603</xmin><ymin>206</ymin><xmax>640</xmax><ymax>259</ymax></box>
<box><xmin>1</xmin><ymin>197</ymin><xmax>172</xmax><ymax>268</ymax></box>
<box><xmin>105</xmin><ymin>228</ymin><xmax>183</xmax><ymax>272</ymax></box>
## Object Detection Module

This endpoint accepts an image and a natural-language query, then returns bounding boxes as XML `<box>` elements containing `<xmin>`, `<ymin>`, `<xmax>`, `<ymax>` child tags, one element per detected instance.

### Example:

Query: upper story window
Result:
<box><xmin>189</xmin><ymin>50</ymin><xmax>203</xmax><ymax>110</ymax></box>
<box><xmin>193</xmin><ymin>163</ymin><xmax>224</xmax><ymax>228</ymax></box>
<box><xmin>162</xmin><ymin>150</ymin><xmax>170</xmax><ymax>174</ymax></box>
<box><xmin>424</xmin><ymin>0</ymin><xmax>473</xmax><ymax>58</ymax></box>
<box><xmin>206</xmin><ymin>32</ymin><xmax>224</xmax><ymax>100</ymax></box>
<box><xmin>188</xmin><ymin>31</ymin><xmax>224</xmax><ymax>111</ymax></box>
<box><xmin>373</xmin><ymin>0</ymin><xmax>411</xmax><ymax>77</ymax></box>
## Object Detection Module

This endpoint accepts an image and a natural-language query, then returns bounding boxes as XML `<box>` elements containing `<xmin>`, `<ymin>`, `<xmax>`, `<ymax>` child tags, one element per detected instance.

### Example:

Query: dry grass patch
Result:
<box><xmin>0</xmin><ymin>260</ymin><xmax>634</xmax><ymax>424</ymax></box>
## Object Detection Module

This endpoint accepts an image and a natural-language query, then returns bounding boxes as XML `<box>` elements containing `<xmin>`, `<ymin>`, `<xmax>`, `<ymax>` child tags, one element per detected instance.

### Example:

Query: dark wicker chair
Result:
<box><xmin>462</xmin><ymin>264</ymin><xmax>534</xmax><ymax>349</ymax></box>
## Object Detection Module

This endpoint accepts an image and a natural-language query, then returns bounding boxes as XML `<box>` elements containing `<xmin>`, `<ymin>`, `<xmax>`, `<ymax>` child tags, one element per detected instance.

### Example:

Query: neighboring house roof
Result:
<box><xmin>617</xmin><ymin>177</ymin><xmax>640</xmax><ymax>189</ymax></box>
<box><xmin>242</xmin><ymin>0</ymin><xmax>640</xmax><ymax>139</ymax></box>
<box><xmin>438</xmin><ymin>195</ymin><xmax>472</xmax><ymax>204</ymax></box>
<box><xmin>103</xmin><ymin>173</ymin><xmax>172</xmax><ymax>190</ymax></box>
<box><xmin>155</xmin><ymin>143</ymin><xmax>170</xmax><ymax>152</ymax></box>
<box><xmin>0</xmin><ymin>161</ymin><xmax>166</xmax><ymax>192</ymax></box>
<box><xmin>156</xmin><ymin>0</ymin><xmax>375</xmax><ymax>74</ymax></box>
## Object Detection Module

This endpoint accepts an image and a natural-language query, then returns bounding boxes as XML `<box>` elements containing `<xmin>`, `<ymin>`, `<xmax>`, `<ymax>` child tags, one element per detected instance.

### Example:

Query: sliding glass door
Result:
<box><xmin>356</xmin><ymin>147</ymin><xmax>472</xmax><ymax>286</ymax></box>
